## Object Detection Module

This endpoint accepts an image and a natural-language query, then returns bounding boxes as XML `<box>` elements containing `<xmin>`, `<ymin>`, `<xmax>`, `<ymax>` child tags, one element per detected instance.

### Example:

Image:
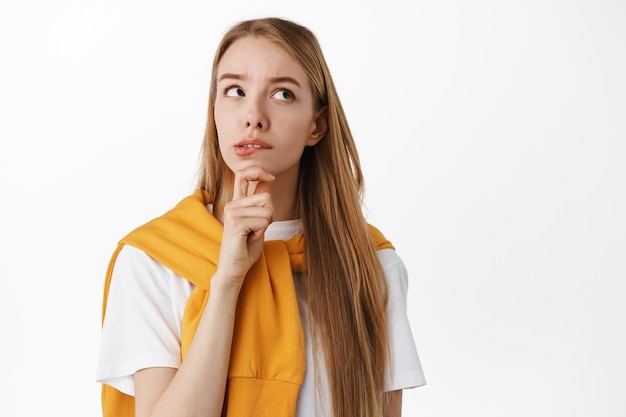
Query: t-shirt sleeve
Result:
<box><xmin>95</xmin><ymin>245</ymin><xmax>192</xmax><ymax>396</ymax></box>
<box><xmin>378</xmin><ymin>248</ymin><xmax>427</xmax><ymax>391</ymax></box>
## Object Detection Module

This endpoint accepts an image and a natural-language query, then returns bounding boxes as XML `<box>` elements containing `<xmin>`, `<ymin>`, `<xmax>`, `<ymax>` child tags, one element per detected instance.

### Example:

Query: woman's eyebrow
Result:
<box><xmin>217</xmin><ymin>73</ymin><xmax>302</xmax><ymax>88</ymax></box>
<box><xmin>218</xmin><ymin>73</ymin><xmax>244</xmax><ymax>82</ymax></box>
<box><xmin>268</xmin><ymin>76</ymin><xmax>302</xmax><ymax>88</ymax></box>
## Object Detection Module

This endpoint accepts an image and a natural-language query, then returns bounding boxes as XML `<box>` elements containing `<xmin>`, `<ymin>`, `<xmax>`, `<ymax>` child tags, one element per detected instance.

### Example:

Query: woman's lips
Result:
<box><xmin>234</xmin><ymin>139</ymin><xmax>271</xmax><ymax>156</ymax></box>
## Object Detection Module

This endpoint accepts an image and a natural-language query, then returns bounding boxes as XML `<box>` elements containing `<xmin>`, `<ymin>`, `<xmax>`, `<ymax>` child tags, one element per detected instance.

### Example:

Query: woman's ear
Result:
<box><xmin>306</xmin><ymin>107</ymin><xmax>328</xmax><ymax>146</ymax></box>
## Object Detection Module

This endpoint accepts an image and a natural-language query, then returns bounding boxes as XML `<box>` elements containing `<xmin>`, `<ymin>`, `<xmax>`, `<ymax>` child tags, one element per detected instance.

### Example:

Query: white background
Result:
<box><xmin>1</xmin><ymin>0</ymin><xmax>625</xmax><ymax>416</ymax></box>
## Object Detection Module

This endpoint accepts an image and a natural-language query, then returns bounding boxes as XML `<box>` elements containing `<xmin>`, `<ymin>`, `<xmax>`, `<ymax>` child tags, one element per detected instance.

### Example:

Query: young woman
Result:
<box><xmin>97</xmin><ymin>17</ymin><xmax>425</xmax><ymax>417</ymax></box>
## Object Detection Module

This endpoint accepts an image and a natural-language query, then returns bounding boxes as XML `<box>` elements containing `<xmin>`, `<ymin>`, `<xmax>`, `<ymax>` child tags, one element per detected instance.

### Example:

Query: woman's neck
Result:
<box><xmin>267</xmin><ymin>169</ymin><xmax>299</xmax><ymax>221</ymax></box>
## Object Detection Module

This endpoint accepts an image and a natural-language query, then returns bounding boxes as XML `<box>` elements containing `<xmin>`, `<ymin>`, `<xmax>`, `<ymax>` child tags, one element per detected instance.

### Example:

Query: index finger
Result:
<box><xmin>232</xmin><ymin>167</ymin><xmax>275</xmax><ymax>200</ymax></box>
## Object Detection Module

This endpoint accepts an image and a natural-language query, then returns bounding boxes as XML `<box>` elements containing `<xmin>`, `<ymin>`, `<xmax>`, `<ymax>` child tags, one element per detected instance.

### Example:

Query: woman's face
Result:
<box><xmin>214</xmin><ymin>36</ymin><xmax>325</xmax><ymax>182</ymax></box>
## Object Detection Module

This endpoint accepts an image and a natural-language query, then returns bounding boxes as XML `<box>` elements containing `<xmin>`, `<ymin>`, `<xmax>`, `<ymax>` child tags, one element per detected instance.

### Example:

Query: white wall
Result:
<box><xmin>1</xmin><ymin>1</ymin><xmax>624</xmax><ymax>416</ymax></box>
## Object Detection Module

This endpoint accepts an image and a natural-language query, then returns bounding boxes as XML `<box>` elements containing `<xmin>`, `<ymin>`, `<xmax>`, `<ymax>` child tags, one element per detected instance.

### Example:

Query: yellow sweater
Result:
<box><xmin>100</xmin><ymin>189</ymin><xmax>393</xmax><ymax>416</ymax></box>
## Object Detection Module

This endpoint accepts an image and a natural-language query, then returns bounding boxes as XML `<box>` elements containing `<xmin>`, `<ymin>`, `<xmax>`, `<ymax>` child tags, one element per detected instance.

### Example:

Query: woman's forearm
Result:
<box><xmin>135</xmin><ymin>274</ymin><xmax>242</xmax><ymax>417</ymax></box>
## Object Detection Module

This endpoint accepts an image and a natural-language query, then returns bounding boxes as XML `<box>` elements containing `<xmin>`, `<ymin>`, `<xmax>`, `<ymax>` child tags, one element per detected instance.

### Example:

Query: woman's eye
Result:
<box><xmin>272</xmin><ymin>89</ymin><xmax>294</xmax><ymax>101</ymax></box>
<box><xmin>225</xmin><ymin>86</ymin><xmax>245</xmax><ymax>97</ymax></box>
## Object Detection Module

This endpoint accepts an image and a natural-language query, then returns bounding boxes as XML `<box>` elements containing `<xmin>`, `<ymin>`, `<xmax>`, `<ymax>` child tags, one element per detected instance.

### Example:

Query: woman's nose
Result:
<box><xmin>245</xmin><ymin>98</ymin><xmax>268</xmax><ymax>130</ymax></box>
<box><xmin>246</xmin><ymin>120</ymin><xmax>263</xmax><ymax>128</ymax></box>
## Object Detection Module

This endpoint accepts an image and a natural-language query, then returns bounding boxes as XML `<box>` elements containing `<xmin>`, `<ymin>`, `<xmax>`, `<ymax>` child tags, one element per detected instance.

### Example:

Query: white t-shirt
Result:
<box><xmin>96</xmin><ymin>219</ymin><xmax>425</xmax><ymax>416</ymax></box>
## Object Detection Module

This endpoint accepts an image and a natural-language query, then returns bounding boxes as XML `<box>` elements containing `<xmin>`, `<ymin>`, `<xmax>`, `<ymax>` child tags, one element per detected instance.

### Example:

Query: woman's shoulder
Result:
<box><xmin>112</xmin><ymin>245</ymin><xmax>192</xmax><ymax>291</ymax></box>
<box><xmin>115</xmin><ymin>244</ymin><xmax>162</xmax><ymax>270</ymax></box>
<box><xmin>376</xmin><ymin>247</ymin><xmax>406</xmax><ymax>273</ymax></box>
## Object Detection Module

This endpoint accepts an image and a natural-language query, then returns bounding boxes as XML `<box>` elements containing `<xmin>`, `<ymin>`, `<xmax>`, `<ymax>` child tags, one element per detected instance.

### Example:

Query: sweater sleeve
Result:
<box><xmin>95</xmin><ymin>245</ymin><xmax>194</xmax><ymax>396</ymax></box>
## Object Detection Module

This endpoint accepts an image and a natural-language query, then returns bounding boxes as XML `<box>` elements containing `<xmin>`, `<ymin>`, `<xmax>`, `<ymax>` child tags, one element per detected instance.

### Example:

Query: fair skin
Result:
<box><xmin>214</xmin><ymin>35</ymin><xmax>326</xmax><ymax>221</ymax></box>
<box><xmin>133</xmin><ymin>35</ymin><xmax>402</xmax><ymax>417</ymax></box>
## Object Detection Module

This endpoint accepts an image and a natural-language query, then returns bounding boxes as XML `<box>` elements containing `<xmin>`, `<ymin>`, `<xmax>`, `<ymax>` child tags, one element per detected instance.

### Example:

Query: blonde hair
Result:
<box><xmin>197</xmin><ymin>17</ymin><xmax>390</xmax><ymax>417</ymax></box>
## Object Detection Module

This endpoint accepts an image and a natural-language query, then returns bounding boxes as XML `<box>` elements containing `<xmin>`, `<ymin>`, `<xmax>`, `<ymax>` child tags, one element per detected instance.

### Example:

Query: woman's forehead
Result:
<box><xmin>216</xmin><ymin>37</ymin><xmax>307</xmax><ymax>83</ymax></box>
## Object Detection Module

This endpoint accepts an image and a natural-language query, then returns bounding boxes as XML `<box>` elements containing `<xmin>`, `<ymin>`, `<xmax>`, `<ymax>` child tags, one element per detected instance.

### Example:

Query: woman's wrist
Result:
<box><xmin>210</xmin><ymin>270</ymin><xmax>246</xmax><ymax>295</ymax></box>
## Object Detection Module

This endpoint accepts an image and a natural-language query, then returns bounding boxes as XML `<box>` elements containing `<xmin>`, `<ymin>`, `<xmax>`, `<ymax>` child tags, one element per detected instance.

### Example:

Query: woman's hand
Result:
<box><xmin>215</xmin><ymin>167</ymin><xmax>275</xmax><ymax>285</ymax></box>
<box><xmin>134</xmin><ymin>168</ymin><xmax>274</xmax><ymax>417</ymax></box>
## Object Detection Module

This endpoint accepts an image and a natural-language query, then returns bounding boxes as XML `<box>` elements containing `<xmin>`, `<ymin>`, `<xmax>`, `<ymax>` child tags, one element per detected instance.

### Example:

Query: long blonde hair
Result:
<box><xmin>197</xmin><ymin>17</ymin><xmax>390</xmax><ymax>417</ymax></box>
